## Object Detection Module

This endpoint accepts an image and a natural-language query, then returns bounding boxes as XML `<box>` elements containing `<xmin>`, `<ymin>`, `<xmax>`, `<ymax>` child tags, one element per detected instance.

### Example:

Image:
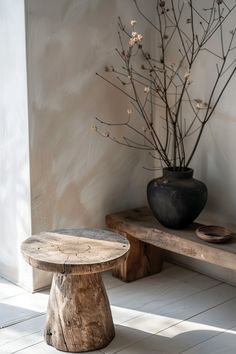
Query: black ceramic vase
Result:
<box><xmin>147</xmin><ymin>167</ymin><xmax>207</xmax><ymax>229</ymax></box>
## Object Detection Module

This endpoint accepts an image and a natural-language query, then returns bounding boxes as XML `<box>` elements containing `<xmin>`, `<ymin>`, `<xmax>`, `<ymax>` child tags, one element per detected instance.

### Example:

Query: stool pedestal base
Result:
<box><xmin>45</xmin><ymin>272</ymin><xmax>115</xmax><ymax>352</ymax></box>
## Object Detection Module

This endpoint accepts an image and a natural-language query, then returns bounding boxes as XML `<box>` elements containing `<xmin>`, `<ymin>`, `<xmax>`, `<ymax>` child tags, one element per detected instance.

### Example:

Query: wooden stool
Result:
<box><xmin>21</xmin><ymin>228</ymin><xmax>129</xmax><ymax>352</ymax></box>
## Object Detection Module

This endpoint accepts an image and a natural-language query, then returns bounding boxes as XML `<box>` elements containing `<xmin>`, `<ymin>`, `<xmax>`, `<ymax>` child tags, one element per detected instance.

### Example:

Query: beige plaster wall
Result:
<box><xmin>26</xmin><ymin>0</ymin><xmax>155</xmax><ymax>289</ymax></box>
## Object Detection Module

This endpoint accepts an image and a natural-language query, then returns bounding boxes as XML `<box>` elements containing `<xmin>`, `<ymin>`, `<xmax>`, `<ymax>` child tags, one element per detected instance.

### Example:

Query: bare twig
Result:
<box><xmin>95</xmin><ymin>0</ymin><xmax>236</xmax><ymax>170</ymax></box>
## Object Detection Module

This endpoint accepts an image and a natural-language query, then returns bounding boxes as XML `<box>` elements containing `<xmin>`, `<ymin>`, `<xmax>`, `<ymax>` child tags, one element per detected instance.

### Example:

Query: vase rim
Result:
<box><xmin>163</xmin><ymin>167</ymin><xmax>193</xmax><ymax>172</ymax></box>
<box><xmin>163</xmin><ymin>167</ymin><xmax>193</xmax><ymax>179</ymax></box>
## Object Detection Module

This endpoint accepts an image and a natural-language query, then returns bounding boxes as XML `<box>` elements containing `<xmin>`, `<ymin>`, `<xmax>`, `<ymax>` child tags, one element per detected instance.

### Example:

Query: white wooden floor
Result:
<box><xmin>1</xmin><ymin>263</ymin><xmax>236</xmax><ymax>354</ymax></box>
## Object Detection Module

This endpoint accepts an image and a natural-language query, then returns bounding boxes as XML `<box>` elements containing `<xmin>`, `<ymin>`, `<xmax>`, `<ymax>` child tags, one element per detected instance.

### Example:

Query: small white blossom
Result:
<box><xmin>129</xmin><ymin>37</ymin><xmax>136</xmax><ymax>46</ymax></box>
<box><xmin>91</xmin><ymin>124</ymin><xmax>97</xmax><ymax>131</ymax></box>
<box><xmin>129</xmin><ymin>32</ymin><xmax>144</xmax><ymax>46</ymax></box>
<box><xmin>103</xmin><ymin>131</ymin><xmax>110</xmax><ymax>137</ymax></box>
<box><xmin>131</xmin><ymin>20</ymin><xmax>137</xmax><ymax>26</ymax></box>
<box><xmin>127</xmin><ymin>108</ymin><xmax>132</xmax><ymax>115</ymax></box>
<box><xmin>184</xmin><ymin>71</ymin><xmax>190</xmax><ymax>79</ymax></box>
<box><xmin>144</xmin><ymin>86</ymin><xmax>150</xmax><ymax>93</ymax></box>
<box><xmin>137</xmin><ymin>34</ymin><xmax>144</xmax><ymax>41</ymax></box>
<box><xmin>196</xmin><ymin>102</ymin><xmax>209</xmax><ymax>110</ymax></box>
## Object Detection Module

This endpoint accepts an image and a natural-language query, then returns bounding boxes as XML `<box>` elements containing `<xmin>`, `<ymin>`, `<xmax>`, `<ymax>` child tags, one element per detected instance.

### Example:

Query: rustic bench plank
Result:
<box><xmin>106</xmin><ymin>207</ymin><xmax>236</xmax><ymax>281</ymax></box>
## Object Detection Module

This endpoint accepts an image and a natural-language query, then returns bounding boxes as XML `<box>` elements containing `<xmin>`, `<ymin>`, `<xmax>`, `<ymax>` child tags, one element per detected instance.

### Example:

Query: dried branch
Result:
<box><xmin>95</xmin><ymin>0</ymin><xmax>236</xmax><ymax>170</ymax></box>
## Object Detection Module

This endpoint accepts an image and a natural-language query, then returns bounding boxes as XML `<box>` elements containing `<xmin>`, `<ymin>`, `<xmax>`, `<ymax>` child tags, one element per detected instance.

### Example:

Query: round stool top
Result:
<box><xmin>21</xmin><ymin>228</ymin><xmax>130</xmax><ymax>274</ymax></box>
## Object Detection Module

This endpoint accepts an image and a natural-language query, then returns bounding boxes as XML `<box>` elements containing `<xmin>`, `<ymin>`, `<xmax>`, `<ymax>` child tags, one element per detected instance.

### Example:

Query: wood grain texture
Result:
<box><xmin>45</xmin><ymin>272</ymin><xmax>114</xmax><ymax>352</ymax></box>
<box><xmin>21</xmin><ymin>228</ymin><xmax>130</xmax><ymax>274</ymax></box>
<box><xmin>106</xmin><ymin>207</ymin><xmax>236</xmax><ymax>271</ymax></box>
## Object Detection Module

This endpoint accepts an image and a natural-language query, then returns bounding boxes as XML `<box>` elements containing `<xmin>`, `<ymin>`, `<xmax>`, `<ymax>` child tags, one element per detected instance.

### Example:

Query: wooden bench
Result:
<box><xmin>106</xmin><ymin>207</ymin><xmax>236</xmax><ymax>282</ymax></box>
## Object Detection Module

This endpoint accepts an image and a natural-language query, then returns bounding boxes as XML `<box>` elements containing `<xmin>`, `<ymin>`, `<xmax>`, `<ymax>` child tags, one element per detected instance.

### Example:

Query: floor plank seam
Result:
<box><xmin>178</xmin><ymin>322</ymin><xmax>236</xmax><ymax>354</ymax></box>
<box><xmin>105</xmin><ymin>332</ymin><xmax>154</xmax><ymax>354</ymax></box>
<box><xmin>0</xmin><ymin>292</ymin><xmax>26</xmax><ymax>302</ymax></box>
<box><xmin>0</xmin><ymin>313</ymin><xmax>46</xmax><ymax>330</ymax></box>
<box><xmin>0</xmin><ymin>330</ymin><xmax>43</xmax><ymax>349</ymax></box>
<box><xmin>151</xmin><ymin>293</ymin><xmax>236</xmax><ymax>338</ymax></box>
<box><xmin>116</xmin><ymin>281</ymin><xmax>225</xmax><ymax>327</ymax></box>
<box><xmin>10</xmin><ymin>339</ymin><xmax>44</xmax><ymax>354</ymax></box>
<box><xmin>135</xmin><ymin>281</ymin><xmax>224</xmax><ymax>312</ymax></box>
<box><xmin>111</xmin><ymin>293</ymin><xmax>236</xmax><ymax>354</ymax></box>
<box><xmin>171</xmin><ymin>293</ymin><xmax>236</xmax><ymax>326</ymax></box>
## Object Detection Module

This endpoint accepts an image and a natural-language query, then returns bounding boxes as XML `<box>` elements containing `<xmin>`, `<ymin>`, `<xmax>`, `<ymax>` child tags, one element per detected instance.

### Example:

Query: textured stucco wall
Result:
<box><xmin>0</xmin><ymin>0</ymin><xmax>33</xmax><ymax>289</ymax></box>
<box><xmin>26</xmin><ymin>0</ymin><xmax>155</xmax><ymax>289</ymax></box>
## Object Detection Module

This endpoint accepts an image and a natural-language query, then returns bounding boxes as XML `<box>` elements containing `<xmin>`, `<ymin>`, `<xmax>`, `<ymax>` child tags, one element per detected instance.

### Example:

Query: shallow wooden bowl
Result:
<box><xmin>196</xmin><ymin>225</ymin><xmax>232</xmax><ymax>243</ymax></box>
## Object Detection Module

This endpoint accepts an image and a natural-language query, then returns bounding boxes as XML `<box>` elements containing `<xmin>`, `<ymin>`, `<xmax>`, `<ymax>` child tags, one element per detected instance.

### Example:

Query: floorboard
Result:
<box><xmin>1</xmin><ymin>263</ymin><xmax>236</xmax><ymax>354</ymax></box>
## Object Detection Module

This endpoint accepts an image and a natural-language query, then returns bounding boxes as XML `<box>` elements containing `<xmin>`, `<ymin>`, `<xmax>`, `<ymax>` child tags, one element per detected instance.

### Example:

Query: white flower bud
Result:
<box><xmin>137</xmin><ymin>34</ymin><xmax>144</xmax><ymax>41</ymax></box>
<box><xmin>91</xmin><ymin>125</ymin><xmax>97</xmax><ymax>131</ymax></box>
<box><xmin>129</xmin><ymin>32</ymin><xmax>143</xmax><ymax>46</ymax></box>
<box><xmin>103</xmin><ymin>131</ymin><xmax>110</xmax><ymax>137</ymax></box>
<box><xmin>184</xmin><ymin>71</ymin><xmax>190</xmax><ymax>79</ymax></box>
<box><xmin>129</xmin><ymin>37</ymin><xmax>136</xmax><ymax>46</ymax></box>
<box><xmin>196</xmin><ymin>102</ymin><xmax>208</xmax><ymax>110</ymax></box>
<box><xmin>127</xmin><ymin>108</ymin><xmax>132</xmax><ymax>115</ymax></box>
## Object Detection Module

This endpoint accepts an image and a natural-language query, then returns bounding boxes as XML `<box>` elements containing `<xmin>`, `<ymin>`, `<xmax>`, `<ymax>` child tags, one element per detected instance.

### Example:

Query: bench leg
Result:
<box><xmin>45</xmin><ymin>272</ymin><xmax>115</xmax><ymax>352</ymax></box>
<box><xmin>112</xmin><ymin>233</ymin><xmax>163</xmax><ymax>282</ymax></box>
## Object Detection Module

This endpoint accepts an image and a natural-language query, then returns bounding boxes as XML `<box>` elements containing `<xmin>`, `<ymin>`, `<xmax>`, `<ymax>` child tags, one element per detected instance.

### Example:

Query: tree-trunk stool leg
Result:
<box><xmin>45</xmin><ymin>272</ymin><xmax>115</xmax><ymax>352</ymax></box>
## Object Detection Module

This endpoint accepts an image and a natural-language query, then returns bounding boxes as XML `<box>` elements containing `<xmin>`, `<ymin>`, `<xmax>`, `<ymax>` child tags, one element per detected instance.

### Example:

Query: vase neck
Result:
<box><xmin>163</xmin><ymin>167</ymin><xmax>193</xmax><ymax>179</ymax></box>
